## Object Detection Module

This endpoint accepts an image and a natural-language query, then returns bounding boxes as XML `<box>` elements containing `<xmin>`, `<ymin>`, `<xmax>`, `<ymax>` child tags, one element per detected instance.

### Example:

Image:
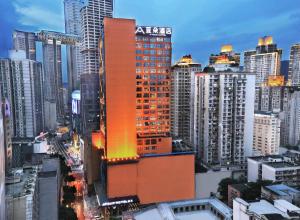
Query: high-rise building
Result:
<box><xmin>209</xmin><ymin>45</ymin><xmax>240</xmax><ymax>72</ymax></box>
<box><xmin>42</xmin><ymin>40</ymin><xmax>63</xmax><ymax>127</ymax></box>
<box><xmin>0</xmin><ymin>50</ymin><xmax>44</xmax><ymax>138</ymax></box>
<box><xmin>244</xmin><ymin>36</ymin><xmax>282</xmax><ymax>86</ymax></box>
<box><xmin>97</xmin><ymin>18</ymin><xmax>194</xmax><ymax>207</ymax></box>
<box><xmin>0</xmin><ymin>87</ymin><xmax>5</xmax><ymax>220</ymax></box>
<box><xmin>288</xmin><ymin>44</ymin><xmax>300</xmax><ymax>86</ymax></box>
<box><xmin>253</xmin><ymin>112</ymin><xmax>280</xmax><ymax>156</ymax></box>
<box><xmin>171</xmin><ymin>55</ymin><xmax>201</xmax><ymax>144</ymax></box>
<box><xmin>2</xmin><ymin>98</ymin><xmax>13</xmax><ymax>172</ymax></box>
<box><xmin>80</xmin><ymin>0</ymin><xmax>113</xmax><ymax>151</ymax></box>
<box><xmin>281</xmin><ymin>87</ymin><xmax>300</xmax><ymax>146</ymax></box>
<box><xmin>64</xmin><ymin>0</ymin><xmax>84</xmax><ymax>100</ymax></box>
<box><xmin>12</xmin><ymin>30</ymin><xmax>36</xmax><ymax>60</ymax></box>
<box><xmin>80</xmin><ymin>0</ymin><xmax>113</xmax><ymax>75</ymax></box>
<box><xmin>193</xmin><ymin>72</ymin><xmax>255</xmax><ymax>166</ymax></box>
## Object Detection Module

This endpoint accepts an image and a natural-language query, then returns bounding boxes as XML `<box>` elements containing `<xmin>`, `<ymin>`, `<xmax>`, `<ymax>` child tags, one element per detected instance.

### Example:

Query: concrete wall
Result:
<box><xmin>195</xmin><ymin>170</ymin><xmax>232</xmax><ymax>198</ymax></box>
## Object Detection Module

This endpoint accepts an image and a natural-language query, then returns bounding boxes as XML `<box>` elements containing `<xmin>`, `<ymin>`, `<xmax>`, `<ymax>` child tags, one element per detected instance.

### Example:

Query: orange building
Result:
<box><xmin>97</xmin><ymin>18</ymin><xmax>195</xmax><ymax>206</ymax></box>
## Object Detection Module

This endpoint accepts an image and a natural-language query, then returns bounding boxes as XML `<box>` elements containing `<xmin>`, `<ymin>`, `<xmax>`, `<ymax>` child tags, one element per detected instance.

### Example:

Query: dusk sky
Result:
<box><xmin>1</xmin><ymin>0</ymin><xmax>300</xmax><ymax>68</ymax></box>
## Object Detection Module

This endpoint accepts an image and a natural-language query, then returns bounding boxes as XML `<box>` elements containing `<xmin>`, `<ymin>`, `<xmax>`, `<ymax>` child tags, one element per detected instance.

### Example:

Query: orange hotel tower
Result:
<box><xmin>94</xmin><ymin>17</ymin><xmax>195</xmax><ymax>206</ymax></box>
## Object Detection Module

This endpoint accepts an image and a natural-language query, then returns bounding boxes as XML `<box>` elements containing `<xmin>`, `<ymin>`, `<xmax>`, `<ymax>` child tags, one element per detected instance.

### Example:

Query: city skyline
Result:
<box><xmin>1</xmin><ymin>0</ymin><xmax>300</xmax><ymax>66</ymax></box>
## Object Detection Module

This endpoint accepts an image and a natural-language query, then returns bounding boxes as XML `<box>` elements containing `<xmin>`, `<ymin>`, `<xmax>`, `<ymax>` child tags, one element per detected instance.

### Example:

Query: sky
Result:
<box><xmin>1</xmin><ymin>0</ymin><xmax>300</xmax><ymax>75</ymax></box>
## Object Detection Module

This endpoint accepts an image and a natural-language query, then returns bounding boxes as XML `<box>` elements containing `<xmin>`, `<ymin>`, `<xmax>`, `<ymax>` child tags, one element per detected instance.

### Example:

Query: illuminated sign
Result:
<box><xmin>135</xmin><ymin>26</ymin><xmax>172</xmax><ymax>37</ymax></box>
<box><xmin>102</xmin><ymin>199</ymin><xmax>134</xmax><ymax>207</ymax></box>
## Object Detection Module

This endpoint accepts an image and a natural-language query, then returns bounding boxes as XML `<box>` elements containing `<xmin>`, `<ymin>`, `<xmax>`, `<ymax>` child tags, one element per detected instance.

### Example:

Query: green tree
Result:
<box><xmin>65</xmin><ymin>175</ymin><xmax>75</xmax><ymax>182</ymax></box>
<box><xmin>217</xmin><ymin>178</ymin><xmax>238</xmax><ymax>201</ymax></box>
<box><xmin>59</xmin><ymin>206</ymin><xmax>78</xmax><ymax>220</ymax></box>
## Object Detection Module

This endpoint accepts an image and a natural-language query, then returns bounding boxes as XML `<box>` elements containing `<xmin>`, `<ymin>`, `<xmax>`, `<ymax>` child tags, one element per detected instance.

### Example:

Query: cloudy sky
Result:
<box><xmin>1</xmin><ymin>0</ymin><xmax>300</xmax><ymax>65</ymax></box>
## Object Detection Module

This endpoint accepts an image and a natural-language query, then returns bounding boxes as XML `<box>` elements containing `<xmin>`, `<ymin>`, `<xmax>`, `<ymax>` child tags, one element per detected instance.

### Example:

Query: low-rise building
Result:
<box><xmin>124</xmin><ymin>198</ymin><xmax>232</xmax><ymax>220</ymax></box>
<box><xmin>261</xmin><ymin>184</ymin><xmax>300</xmax><ymax>206</ymax></box>
<box><xmin>247</xmin><ymin>155</ymin><xmax>283</xmax><ymax>182</ymax></box>
<box><xmin>6</xmin><ymin>166</ymin><xmax>39</xmax><ymax>220</ymax></box>
<box><xmin>228</xmin><ymin>184</ymin><xmax>251</xmax><ymax>208</ymax></box>
<box><xmin>233</xmin><ymin>198</ymin><xmax>300</xmax><ymax>220</ymax></box>
<box><xmin>262</xmin><ymin>162</ymin><xmax>300</xmax><ymax>184</ymax></box>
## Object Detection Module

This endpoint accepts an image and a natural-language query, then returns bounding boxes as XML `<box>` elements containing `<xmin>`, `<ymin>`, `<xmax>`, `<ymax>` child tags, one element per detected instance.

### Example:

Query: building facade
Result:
<box><xmin>288</xmin><ymin>44</ymin><xmax>300</xmax><ymax>86</ymax></box>
<box><xmin>244</xmin><ymin>36</ymin><xmax>282</xmax><ymax>86</ymax></box>
<box><xmin>253</xmin><ymin>112</ymin><xmax>280</xmax><ymax>156</ymax></box>
<box><xmin>193</xmin><ymin>72</ymin><xmax>255</xmax><ymax>166</ymax></box>
<box><xmin>80</xmin><ymin>0</ymin><xmax>113</xmax><ymax>172</ymax></box>
<box><xmin>64</xmin><ymin>0</ymin><xmax>84</xmax><ymax>99</ymax></box>
<box><xmin>42</xmin><ymin>40</ymin><xmax>63</xmax><ymax>125</ymax></box>
<box><xmin>0</xmin><ymin>88</ymin><xmax>5</xmax><ymax>220</ymax></box>
<box><xmin>12</xmin><ymin>30</ymin><xmax>36</xmax><ymax>61</ymax></box>
<box><xmin>97</xmin><ymin>18</ymin><xmax>195</xmax><ymax>207</ymax></box>
<box><xmin>171</xmin><ymin>55</ymin><xmax>201</xmax><ymax>144</ymax></box>
<box><xmin>209</xmin><ymin>45</ymin><xmax>240</xmax><ymax>72</ymax></box>
<box><xmin>0</xmin><ymin>50</ymin><xmax>44</xmax><ymax>138</ymax></box>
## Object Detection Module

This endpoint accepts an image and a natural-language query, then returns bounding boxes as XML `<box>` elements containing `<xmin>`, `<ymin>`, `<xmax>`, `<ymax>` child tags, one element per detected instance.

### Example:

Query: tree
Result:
<box><xmin>217</xmin><ymin>178</ymin><xmax>238</xmax><ymax>201</ymax></box>
<box><xmin>203</xmin><ymin>66</ymin><xmax>215</xmax><ymax>73</ymax></box>
<box><xmin>59</xmin><ymin>206</ymin><xmax>78</xmax><ymax>220</ymax></box>
<box><xmin>63</xmin><ymin>186</ymin><xmax>77</xmax><ymax>204</ymax></box>
<box><xmin>65</xmin><ymin>175</ymin><xmax>75</xmax><ymax>182</ymax></box>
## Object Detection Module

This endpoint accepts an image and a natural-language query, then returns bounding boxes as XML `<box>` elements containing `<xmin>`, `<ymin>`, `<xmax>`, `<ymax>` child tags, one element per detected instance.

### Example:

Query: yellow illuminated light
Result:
<box><xmin>258</xmin><ymin>36</ymin><xmax>273</xmax><ymax>46</ymax></box>
<box><xmin>221</xmin><ymin>45</ymin><xmax>233</xmax><ymax>53</ymax></box>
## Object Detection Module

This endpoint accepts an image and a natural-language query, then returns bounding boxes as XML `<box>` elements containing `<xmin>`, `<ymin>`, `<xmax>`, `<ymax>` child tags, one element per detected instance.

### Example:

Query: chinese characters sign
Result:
<box><xmin>135</xmin><ymin>26</ymin><xmax>172</xmax><ymax>37</ymax></box>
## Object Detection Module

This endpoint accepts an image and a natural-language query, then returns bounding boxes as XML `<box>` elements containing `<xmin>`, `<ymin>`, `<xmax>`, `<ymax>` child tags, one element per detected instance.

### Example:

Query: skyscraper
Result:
<box><xmin>0</xmin><ymin>87</ymin><xmax>5</xmax><ymax>220</ymax></box>
<box><xmin>209</xmin><ymin>45</ymin><xmax>240</xmax><ymax>72</ymax></box>
<box><xmin>12</xmin><ymin>30</ymin><xmax>36</xmax><ymax>60</ymax></box>
<box><xmin>97</xmin><ymin>18</ymin><xmax>194</xmax><ymax>208</ymax></box>
<box><xmin>244</xmin><ymin>36</ymin><xmax>282</xmax><ymax>86</ymax></box>
<box><xmin>244</xmin><ymin>36</ymin><xmax>282</xmax><ymax>111</ymax></box>
<box><xmin>64</xmin><ymin>0</ymin><xmax>84</xmax><ymax>99</ymax></box>
<box><xmin>42</xmin><ymin>39</ymin><xmax>63</xmax><ymax>128</ymax></box>
<box><xmin>0</xmin><ymin>50</ymin><xmax>44</xmax><ymax>138</ymax></box>
<box><xmin>171</xmin><ymin>55</ymin><xmax>201</xmax><ymax>144</ymax></box>
<box><xmin>193</xmin><ymin>72</ymin><xmax>255</xmax><ymax>166</ymax></box>
<box><xmin>80</xmin><ymin>0</ymin><xmax>113</xmax><ymax>136</ymax></box>
<box><xmin>288</xmin><ymin>44</ymin><xmax>300</xmax><ymax>86</ymax></box>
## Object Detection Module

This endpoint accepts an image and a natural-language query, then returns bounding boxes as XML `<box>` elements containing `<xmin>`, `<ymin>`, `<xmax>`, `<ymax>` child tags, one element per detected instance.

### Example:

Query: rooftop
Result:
<box><xmin>264</xmin><ymin>162</ymin><xmax>300</xmax><ymax>168</ymax></box>
<box><xmin>6</xmin><ymin>166</ymin><xmax>39</xmax><ymax>198</ymax></box>
<box><xmin>265</xmin><ymin>184</ymin><xmax>300</xmax><ymax>196</ymax></box>
<box><xmin>132</xmin><ymin>198</ymin><xmax>232</xmax><ymax>220</ymax></box>
<box><xmin>248</xmin><ymin>155</ymin><xmax>283</xmax><ymax>162</ymax></box>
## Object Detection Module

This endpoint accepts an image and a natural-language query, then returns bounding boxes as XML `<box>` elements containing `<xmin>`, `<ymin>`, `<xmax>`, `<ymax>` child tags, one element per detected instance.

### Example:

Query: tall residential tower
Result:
<box><xmin>171</xmin><ymin>55</ymin><xmax>201</xmax><ymax>144</ymax></box>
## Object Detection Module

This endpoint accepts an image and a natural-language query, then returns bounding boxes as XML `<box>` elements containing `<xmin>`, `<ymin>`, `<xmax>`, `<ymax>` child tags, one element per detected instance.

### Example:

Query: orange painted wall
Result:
<box><xmin>107</xmin><ymin>163</ymin><xmax>137</xmax><ymax>198</ymax></box>
<box><xmin>103</xmin><ymin>18</ymin><xmax>137</xmax><ymax>159</ymax></box>
<box><xmin>137</xmin><ymin>154</ymin><xmax>195</xmax><ymax>204</ymax></box>
<box><xmin>107</xmin><ymin>154</ymin><xmax>195</xmax><ymax>204</ymax></box>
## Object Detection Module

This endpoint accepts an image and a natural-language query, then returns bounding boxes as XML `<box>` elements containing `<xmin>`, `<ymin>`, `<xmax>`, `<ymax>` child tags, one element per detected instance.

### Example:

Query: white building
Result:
<box><xmin>233</xmin><ymin>198</ymin><xmax>300</xmax><ymax>220</ymax></box>
<box><xmin>244</xmin><ymin>36</ymin><xmax>282</xmax><ymax>86</ymax></box>
<box><xmin>247</xmin><ymin>156</ymin><xmax>300</xmax><ymax>184</ymax></box>
<box><xmin>288</xmin><ymin>44</ymin><xmax>300</xmax><ymax>86</ymax></box>
<box><xmin>171</xmin><ymin>55</ymin><xmax>201</xmax><ymax>144</ymax></box>
<box><xmin>125</xmin><ymin>198</ymin><xmax>232</xmax><ymax>220</ymax></box>
<box><xmin>193</xmin><ymin>72</ymin><xmax>255</xmax><ymax>166</ymax></box>
<box><xmin>262</xmin><ymin>162</ymin><xmax>300</xmax><ymax>183</ymax></box>
<box><xmin>247</xmin><ymin>155</ymin><xmax>284</xmax><ymax>182</ymax></box>
<box><xmin>253</xmin><ymin>112</ymin><xmax>281</xmax><ymax>156</ymax></box>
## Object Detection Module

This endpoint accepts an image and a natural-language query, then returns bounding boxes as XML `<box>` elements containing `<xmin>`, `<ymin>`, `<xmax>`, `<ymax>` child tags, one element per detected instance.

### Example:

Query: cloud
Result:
<box><xmin>13</xmin><ymin>1</ymin><xmax>64</xmax><ymax>32</ymax></box>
